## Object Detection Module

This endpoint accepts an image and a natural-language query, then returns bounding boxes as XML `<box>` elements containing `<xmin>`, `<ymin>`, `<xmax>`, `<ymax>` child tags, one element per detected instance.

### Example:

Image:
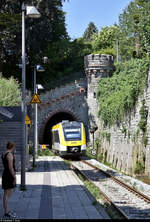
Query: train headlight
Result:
<box><xmin>81</xmin><ymin>144</ymin><xmax>86</xmax><ymax>150</ymax></box>
<box><xmin>60</xmin><ymin>144</ymin><xmax>66</xmax><ymax>151</ymax></box>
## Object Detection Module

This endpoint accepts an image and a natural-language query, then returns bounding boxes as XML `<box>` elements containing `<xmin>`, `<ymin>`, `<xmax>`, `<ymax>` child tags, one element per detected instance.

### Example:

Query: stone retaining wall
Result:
<box><xmin>97</xmin><ymin>68</ymin><xmax>150</xmax><ymax>176</ymax></box>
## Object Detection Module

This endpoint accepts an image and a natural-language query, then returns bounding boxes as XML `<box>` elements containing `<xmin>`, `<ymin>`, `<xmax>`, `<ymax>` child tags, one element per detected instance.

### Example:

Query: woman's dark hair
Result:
<box><xmin>6</xmin><ymin>141</ymin><xmax>15</xmax><ymax>150</ymax></box>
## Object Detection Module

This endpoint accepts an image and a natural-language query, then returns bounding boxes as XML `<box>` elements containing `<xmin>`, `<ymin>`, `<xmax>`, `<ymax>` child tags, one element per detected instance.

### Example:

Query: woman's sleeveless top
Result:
<box><xmin>1</xmin><ymin>152</ymin><xmax>16</xmax><ymax>173</ymax></box>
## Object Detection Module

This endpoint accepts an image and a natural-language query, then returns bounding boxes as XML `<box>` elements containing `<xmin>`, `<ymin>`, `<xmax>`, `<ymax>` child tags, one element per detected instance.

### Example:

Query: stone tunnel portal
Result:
<box><xmin>42</xmin><ymin>111</ymin><xmax>77</xmax><ymax>148</ymax></box>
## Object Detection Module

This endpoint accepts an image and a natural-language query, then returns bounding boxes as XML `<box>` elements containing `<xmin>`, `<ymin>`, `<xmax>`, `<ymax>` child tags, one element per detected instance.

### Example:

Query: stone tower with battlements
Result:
<box><xmin>84</xmin><ymin>54</ymin><xmax>114</xmax><ymax>141</ymax></box>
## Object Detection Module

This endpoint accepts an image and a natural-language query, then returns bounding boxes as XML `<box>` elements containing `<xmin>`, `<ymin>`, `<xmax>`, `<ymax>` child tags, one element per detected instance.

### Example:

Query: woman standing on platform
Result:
<box><xmin>1</xmin><ymin>141</ymin><xmax>16</xmax><ymax>218</ymax></box>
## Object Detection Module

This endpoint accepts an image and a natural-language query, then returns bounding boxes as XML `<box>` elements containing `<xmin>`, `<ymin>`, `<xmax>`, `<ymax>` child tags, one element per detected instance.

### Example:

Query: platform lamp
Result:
<box><xmin>33</xmin><ymin>65</ymin><xmax>45</xmax><ymax>167</ymax></box>
<box><xmin>90</xmin><ymin>124</ymin><xmax>98</xmax><ymax>156</ymax></box>
<box><xmin>21</xmin><ymin>2</ymin><xmax>41</xmax><ymax>190</ymax></box>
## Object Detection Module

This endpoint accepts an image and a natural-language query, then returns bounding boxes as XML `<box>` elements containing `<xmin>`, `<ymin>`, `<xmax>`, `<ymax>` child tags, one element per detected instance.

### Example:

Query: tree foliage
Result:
<box><xmin>118</xmin><ymin>0</ymin><xmax>150</xmax><ymax>60</ymax></box>
<box><xmin>0</xmin><ymin>73</ymin><xmax>21</xmax><ymax>106</ymax></box>
<box><xmin>83</xmin><ymin>22</ymin><xmax>98</xmax><ymax>42</ymax></box>
<box><xmin>1</xmin><ymin>0</ymin><xmax>150</xmax><ymax>93</ymax></box>
<box><xmin>90</xmin><ymin>25</ymin><xmax>119</xmax><ymax>58</ymax></box>
<box><xmin>0</xmin><ymin>0</ymin><xmax>69</xmax><ymax>85</ymax></box>
<box><xmin>42</xmin><ymin>37</ymin><xmax>92</xmax><ymax>89</ymax></box>
<box><xmin>92</xmin><ymin>25</ymin><xmax>118</xmax><ymax>51</ymax></box>
<box><xmin>0</xmin><ymin>0</ymin><xmax>93</xmax><ymax>90</ymax></box>
<box><xmin>83</xmin><ymin>0</ymin><xmax>150</xmax><ymax>61</ymax></box>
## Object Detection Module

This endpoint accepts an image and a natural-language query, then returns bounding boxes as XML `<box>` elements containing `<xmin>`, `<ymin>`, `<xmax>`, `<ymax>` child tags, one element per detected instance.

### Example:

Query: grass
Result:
<box><xmin>84</xmin><ymin>179</ymin><xmax>102</xmax><ymax>200</ymax></box>
<box><xmin>77</xmin><ymin>167</ymin><xmax>124</xmax><ymax>219</ymax></box>
<box><xmin>64</xmin><ymin>158</ymin><xmax>124</xmax><ymax>219</ymax></box>
<box><xmin>37</xmin><ymin>148</ymin><xmax>55</xmax><ymax>156</ymax></box>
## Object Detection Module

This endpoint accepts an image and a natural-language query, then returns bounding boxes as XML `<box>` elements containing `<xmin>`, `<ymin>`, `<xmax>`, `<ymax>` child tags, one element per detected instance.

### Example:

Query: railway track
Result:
<box><xmin>69</xmin><ymin>159</ymin><xmax>150</xmax><ymax>219</ymax></box>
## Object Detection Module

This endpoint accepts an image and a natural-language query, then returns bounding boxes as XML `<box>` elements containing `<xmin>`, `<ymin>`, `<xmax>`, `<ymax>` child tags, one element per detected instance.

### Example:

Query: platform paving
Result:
<box><xmin>0</xmin><ymin>156</ymin><xmax>110</xmax><ymax>219</ymax></box>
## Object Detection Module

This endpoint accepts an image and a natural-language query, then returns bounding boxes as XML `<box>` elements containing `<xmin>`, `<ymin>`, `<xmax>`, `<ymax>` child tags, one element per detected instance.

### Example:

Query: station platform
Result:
<box><xmin>0</xmin><ymin>156</ymin><xmax>110</xmax><ymax>219</ymax></box>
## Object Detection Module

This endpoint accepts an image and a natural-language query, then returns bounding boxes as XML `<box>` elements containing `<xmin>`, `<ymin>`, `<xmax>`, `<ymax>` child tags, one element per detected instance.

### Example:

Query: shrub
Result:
<box><xmin>0</xmin><ymin>74</ymin><xmax>21</xmax><ymax>106</ymax></box>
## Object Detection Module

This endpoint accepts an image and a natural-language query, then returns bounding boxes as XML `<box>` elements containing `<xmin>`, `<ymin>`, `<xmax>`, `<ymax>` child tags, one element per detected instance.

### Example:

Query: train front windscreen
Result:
<box><xmin>63</xmin><ymin>127</ymin><xmax>81</xmax><ymax>141</ymax></box>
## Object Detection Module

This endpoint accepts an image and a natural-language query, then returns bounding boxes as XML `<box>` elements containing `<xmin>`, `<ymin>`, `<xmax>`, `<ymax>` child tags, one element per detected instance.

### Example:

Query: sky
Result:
<box><xmin>63</xmin><ymin>0</ymin><xmax>132</xmax><ymax>39</ymax></box>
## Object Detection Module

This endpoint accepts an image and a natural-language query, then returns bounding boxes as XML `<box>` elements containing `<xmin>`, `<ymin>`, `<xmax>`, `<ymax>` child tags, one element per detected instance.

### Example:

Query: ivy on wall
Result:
<box><xmin>138</xmin><ymin>99</ymin><xmax>148</xmax><ymax>147</ymax></box>
<box><xmin>138</xmin><ymin>100</ymin><xmax>148</xmax><ymax>133</ymax></box>
<box><xmin>97</xmin><ymin>58</ymin><xmax>149</xmax><ymax>127</ymax></box>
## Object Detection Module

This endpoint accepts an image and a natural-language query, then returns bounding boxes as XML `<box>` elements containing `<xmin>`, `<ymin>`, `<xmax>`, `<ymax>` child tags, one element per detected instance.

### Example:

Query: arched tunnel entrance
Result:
<box><xmin>41</xmin><ymin>111</ymin><xmax>78</xmax><ymax>148</ymax></box>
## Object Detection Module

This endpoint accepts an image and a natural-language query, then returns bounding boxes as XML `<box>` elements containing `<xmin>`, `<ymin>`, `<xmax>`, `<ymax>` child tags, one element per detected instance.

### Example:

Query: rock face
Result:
<box><xmin>85</xmin><ymin>53</ymin><xmax>150</xmax><ymax>176</ymax></box>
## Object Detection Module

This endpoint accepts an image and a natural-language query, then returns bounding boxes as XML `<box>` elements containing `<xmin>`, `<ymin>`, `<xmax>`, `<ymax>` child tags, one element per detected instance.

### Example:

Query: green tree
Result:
<box><xmin>83</xmin><ymin>22</ymin><xmax>98</xmax><ymax>42</ymax></box>
<box><xmin>118</xmin><ymin>0</ymin><xmax>141</xmax><ymax>60</ymax></box>
<box><xmin>118</xmin><ymin>0</ymin><xmax>150</xmax><ymax>60</ymax></box>
<box><xmin>136</xmin><ymin>0</ymin><xmax>150</xmax><ymax>57</ymax></box>
<box><xmin>42</xmin><ymin>37</ymin><xmax>92</xmax><ymax>89</ymax></box>
<box><xmin>66</xmin><ymin>37</ymin><xmax>92</xmax><ymax>72</ymax></box>
<box><xmin>91</xmin><ymin>25</ymin><xmax>119</xmax><ymax>57</ymax></box>
<box><xmin>0</xmin><ymin>0</ymin><xmax>69</xmax><ymax>85</ymax></box>
<box><xmin>0</xmin><ymin>74</ymin><xmax>21</xmax><ymax>106</ymax></box>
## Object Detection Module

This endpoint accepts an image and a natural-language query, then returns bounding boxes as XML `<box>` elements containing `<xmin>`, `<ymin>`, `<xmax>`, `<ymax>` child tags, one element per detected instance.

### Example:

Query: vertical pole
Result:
<box><xmin>21</xmin><ymin>2</ymin><xmax>26</xmax><ymax>189</ymax></box>
<box><xmin>92</xmin><ymin>132</ymin><xmax>94</xmax><ymax>150</ymax></box>
<box><xmin>35</xmin><ymin>87</ymin><xmax>38</xmax><ymax>157</ymax></box>
<box><xmin>96</xmin><ymin>143</ymin><xmax>98</xmax><ymax>160</ymax></box>
<box><xmin>25</xmin><ymin>124</ymin><xmax>27</xmax><ymax>170</ymax></box>
<box><xmin>33</xmin><ymin>67</ymin><xmax>37</xmax><ymax>166</ymax></box>
<box><xmin>25</xmin><ymin>105</ymin><xmax>27</xmax><ymax>170</ymax></box>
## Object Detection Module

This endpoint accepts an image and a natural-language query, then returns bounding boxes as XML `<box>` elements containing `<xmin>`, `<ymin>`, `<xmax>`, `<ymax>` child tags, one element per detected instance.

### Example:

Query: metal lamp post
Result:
<box><xmin>90</xmin><ymin>125</ymin><xmax>98</xmax><ymax>156</ymax></box>
<box><xmin>33</xmin><ymin>65</ymin><xmax>45</xmax><ymax>167</ymax></box>
<box><xmin>21</xmin><ymin>2</ymin><xmax>40</xmax><ymax>190</ymax></box>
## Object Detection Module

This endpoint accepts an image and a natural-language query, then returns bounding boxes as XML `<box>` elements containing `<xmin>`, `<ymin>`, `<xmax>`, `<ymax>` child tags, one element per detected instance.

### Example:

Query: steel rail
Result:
<box><xmin>70</xmin><ymin>161</ymin><xmax>129</xmax><ymax>219</ymax></box>
<box><xmin>81</xmin><ymin>160</ymin><xmax>150</xmax><ymax>204</ymax></box>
